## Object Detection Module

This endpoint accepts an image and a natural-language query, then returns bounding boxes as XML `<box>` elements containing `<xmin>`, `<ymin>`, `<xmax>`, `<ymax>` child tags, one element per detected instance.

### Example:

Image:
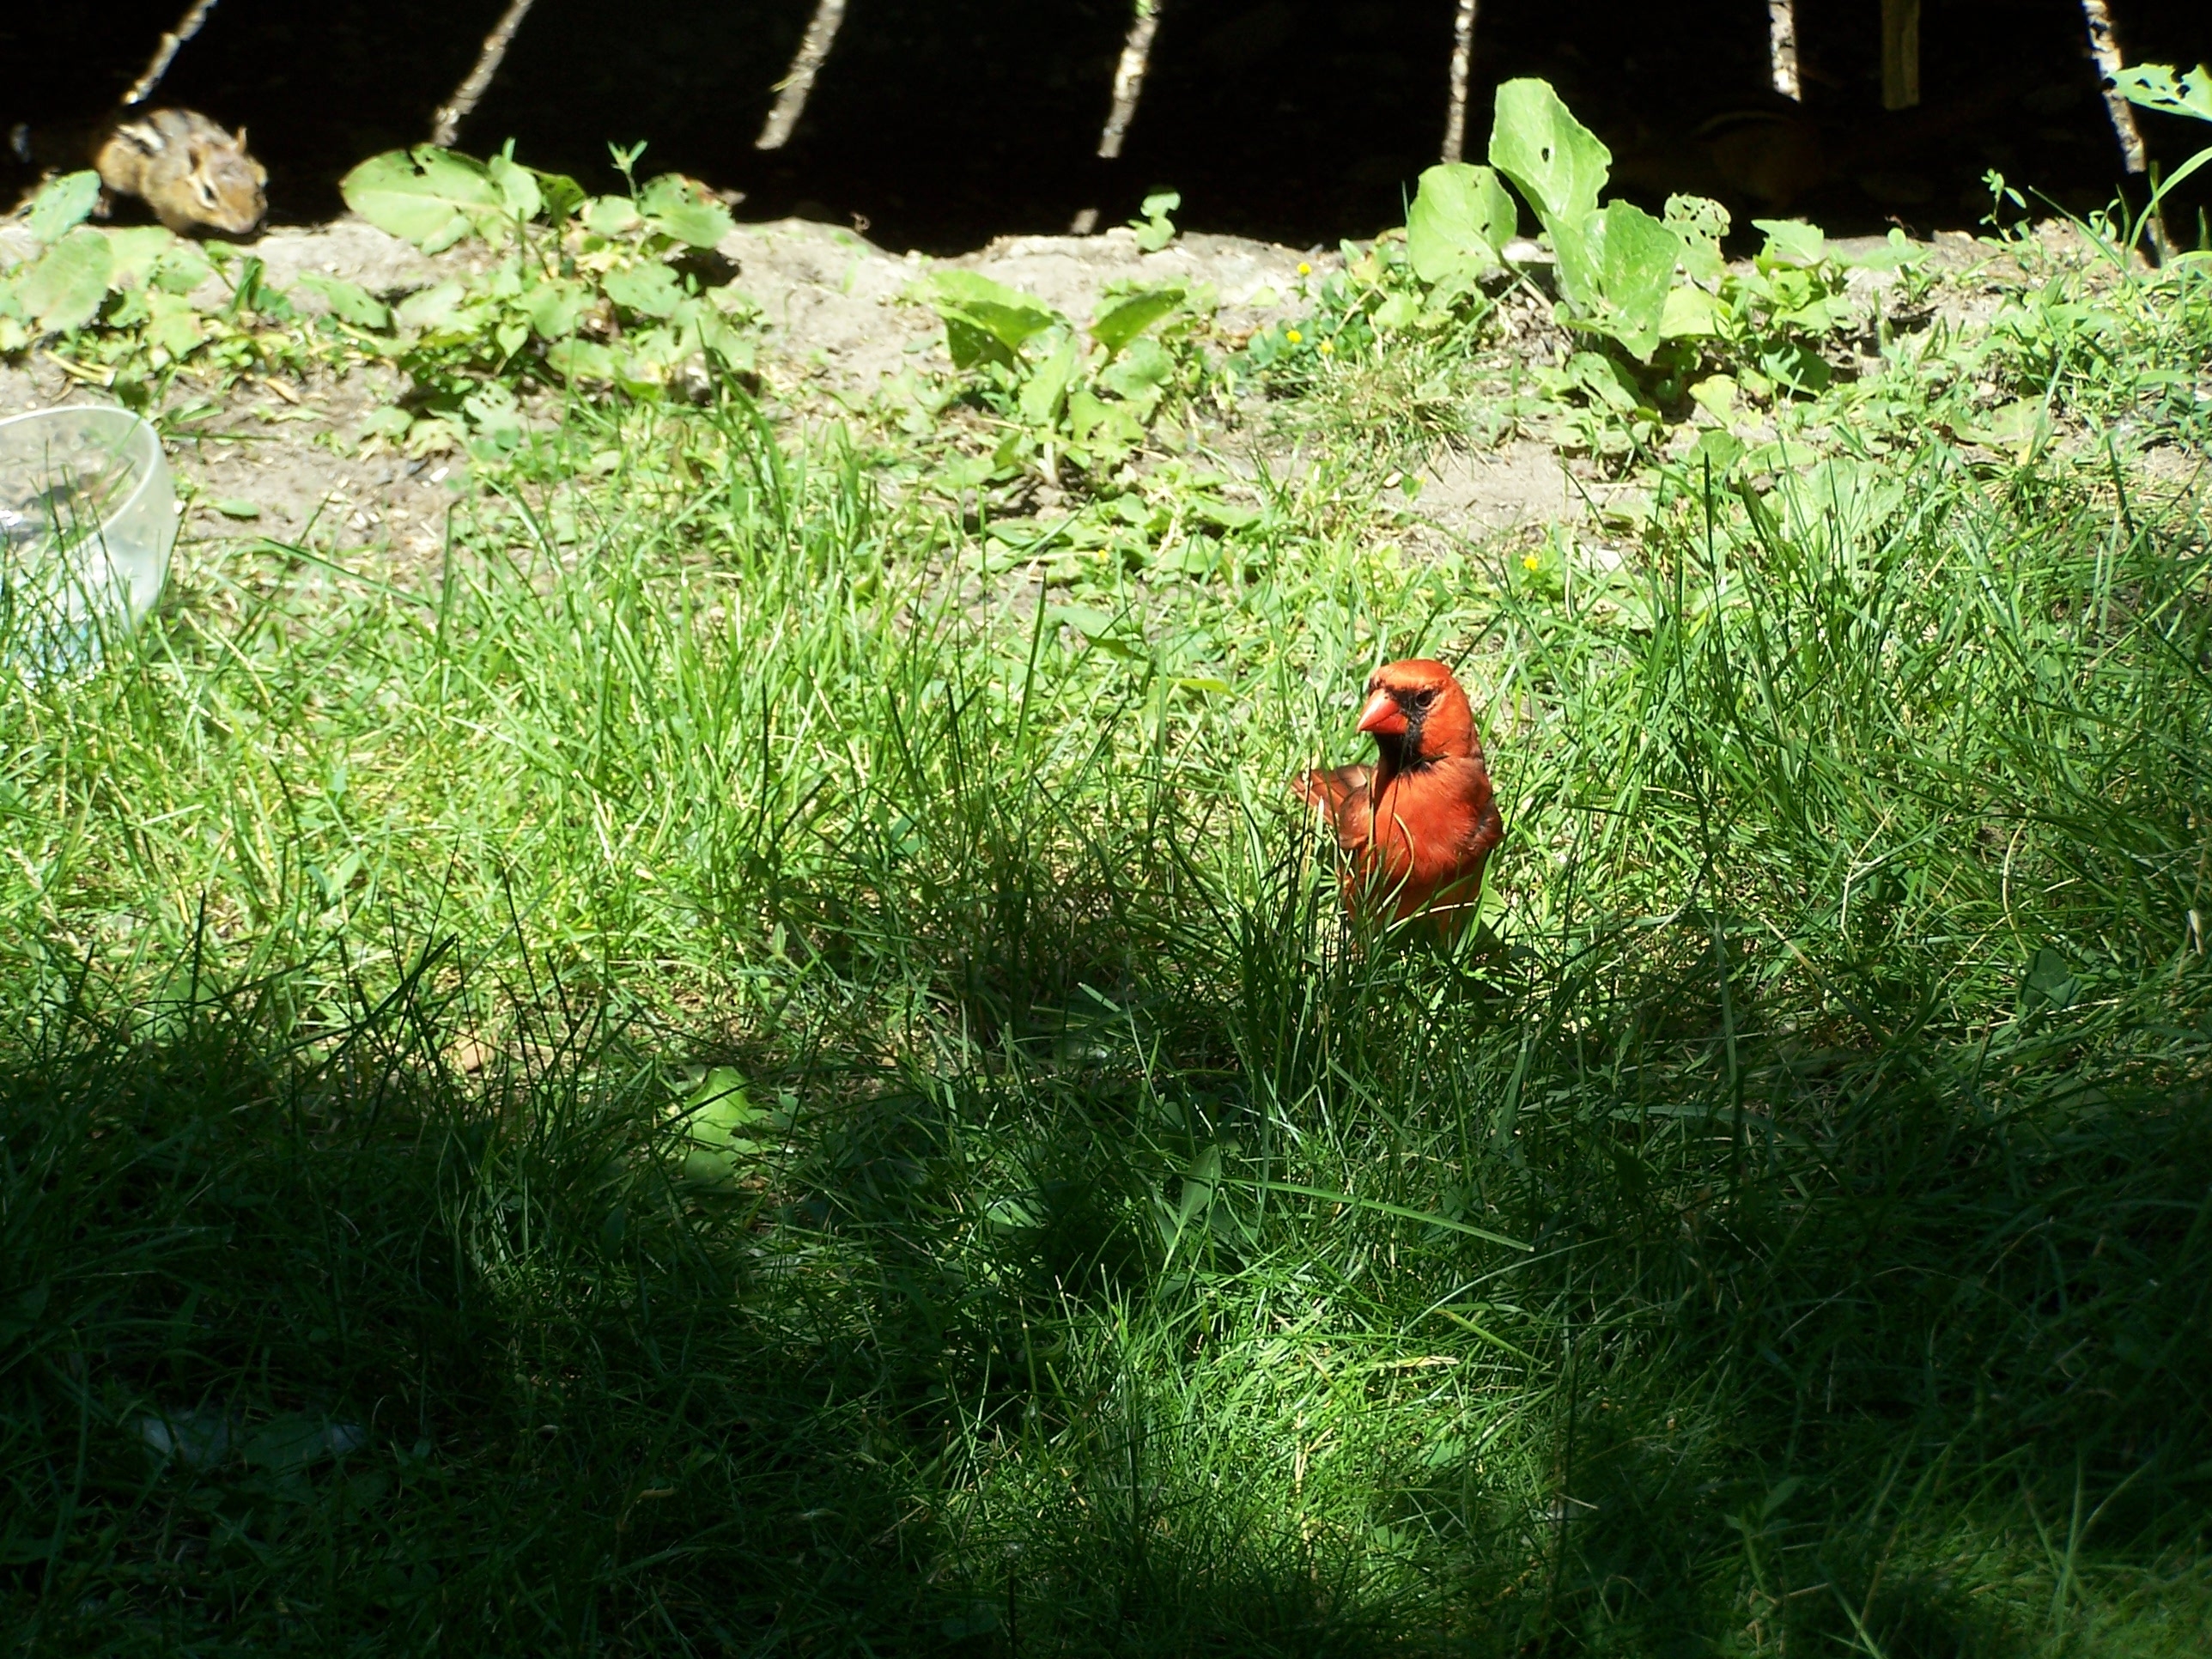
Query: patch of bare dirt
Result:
<box><xmin>2138</xmin><ymin>442</ymin><xmax>2208</xmax><ymax>496</ymax></box>
<box><xmin>0</xmin><ymin>212</ymin><xmax>2189</xmax><ymax>581</ymax></box>
<box><xmin>1413</xmin><ymin>441</ymin><xmax>1580</xmax><ymax>538</ymax></box>
<box><xmin>718</xmin><ymin>218</ymin><xmax>1314</xmax><ymax>400</ymax></box>
<box><xmin>0</xmin><ymin>344</ymin><xmax>460</xmax><ymax>565</ymax></box>
<box><xmin>1</xmin><ymin>215</ymin><xmax>1325</xmax><ymax>568</ymax></box>
<box><xmin>170</xmin><ymin>369</ymin><xmax>464</xmax><ymax>559</ymax></box>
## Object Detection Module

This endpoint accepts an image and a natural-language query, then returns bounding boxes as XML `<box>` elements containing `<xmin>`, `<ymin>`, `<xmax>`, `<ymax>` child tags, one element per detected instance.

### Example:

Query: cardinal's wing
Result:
<box><xmin>1294</xmin><ymin>765</ymin><xmax>1374</xmax><ymax>849</ymax></box>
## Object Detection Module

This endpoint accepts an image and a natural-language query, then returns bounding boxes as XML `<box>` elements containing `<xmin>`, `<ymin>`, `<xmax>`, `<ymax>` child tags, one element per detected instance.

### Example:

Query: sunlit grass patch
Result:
<box><xmin>4</xmin><ymin>363</ymin><xmax>2210</xmax><ymax>1655</ymax></box>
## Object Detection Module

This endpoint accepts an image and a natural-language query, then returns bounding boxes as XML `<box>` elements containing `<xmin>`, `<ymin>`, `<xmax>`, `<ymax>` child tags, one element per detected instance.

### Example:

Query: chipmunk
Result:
<box><xmin>1608</xmin><ymin>104</ymin><xmax>1832</xmax><ymax>213</ymax></box>
<box><xmin>90</xmin><ymin>109</ymin><xmax>266</xmax><ymax>235</ymax></box>
<box><xmin>1607</xmin><ymin>72</ymin><xmax>2039</xmax><ymax>220</ymax></box>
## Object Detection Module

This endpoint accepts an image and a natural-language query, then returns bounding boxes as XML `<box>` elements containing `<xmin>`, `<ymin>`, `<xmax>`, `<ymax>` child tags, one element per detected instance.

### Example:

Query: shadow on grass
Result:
<box><xmin>4</xmin><ymin>762</ymin><xmax>2210</xmax><ymax>1657</ymax></box>
<box><xmin>0</xmin><ymin>950</ymin><xmax>1444</xmax><ymax>1656</ymax></box>
<box><xmin>0</xmin><ymin>957</ymin><xmax>888</xmax><ymax>1653</ymax></box>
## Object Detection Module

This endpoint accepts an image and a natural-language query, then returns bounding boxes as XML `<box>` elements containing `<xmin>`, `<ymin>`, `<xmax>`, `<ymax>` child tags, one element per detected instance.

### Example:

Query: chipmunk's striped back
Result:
<box><xmin>92</xmin><ymin>109</ymin><xmax>266</xmax><ymax>236</ymax></box>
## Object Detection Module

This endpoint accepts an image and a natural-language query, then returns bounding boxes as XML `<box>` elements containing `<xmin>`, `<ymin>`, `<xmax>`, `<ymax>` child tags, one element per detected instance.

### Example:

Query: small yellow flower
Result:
<box><xmin>1522</xmin><ymin>553</ymin><xmax>1542</xmax><ymax>571</ymax></box>
<box><xmin>1317</xmin><ymin>338</ymin><xmax>1334</xmax><ymax>356</ymax></box>
<box><xmin>1285</xmin><ymin>328</ymin><xmax>1303</xmax><ymax>343</ymax></box>
<box><xmin>1297</xmin><ymin>261</ymin><xmax>1312</xmax><ymax>276</ymax></box>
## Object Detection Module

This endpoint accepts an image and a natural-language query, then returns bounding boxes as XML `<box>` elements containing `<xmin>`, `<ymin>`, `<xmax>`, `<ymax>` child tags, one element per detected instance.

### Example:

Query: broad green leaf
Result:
<box><xmin>678</xmin><ymin>1067</ymin><xmax>766</xmax><ymax>1183</ymax></box>
<box><xmin>401</xmin><ymin>416</ymin><xmax>461</xmax><ymax>456</ymax></box>
<box><xmin>150</xmin><ymin>241</ymin><xmax>212</xmax><ymax>295</ymax></box>
<box><xmin>478</xmin><ymin>262</ymin><xmax>525</xmax><ymax>303</ymax></box>
<box><xmin>1550</xmin><ymin>210</ymin><xmax>1606</xmax><ymax>313</ymax></box>
<box><xmin>1687</xmin><ymin>374</ymin><xmax>1738</xmax><ymax>422</ymax></box>
<box><xmin>1659</xmin><ymin>283</ymin><xmax>1720</xmax><ymax>339</ymax></box>
<box><xmin>523</xmin><ymin>275</ymin><xmax>590</xmax><ymax>338</ymax></box>
<box><xmin>1771</xmin><ymin>292</ymin><xmax>1838</xmax><ymax>331</ymax></box>
<box><xmin>143</xmin><ymin>289</ymin><xmax>204</xmax><ymax>356</ymax></box>
<box><xmin>462</xmin><ymin>385</ymin><xmax>525</xmax><ymax>448</ymax></box>
<box><xmin>294</xmin><ymin>272</ymin><xmax>390</xmax><ymax>329</ymax></box>
<box><xmin>1372</xmin><ymin>291</ymin><xmax>1420</xmax><ymax>331</ymax></box>
<box><xmin>2121</xmin><ymin>75</ymin><xmax>2212</xmax><ymax>200</ymax></box>
<box><xmin>487</xmin><ymin>151</ymin><xmax>543</xmax><ymax>222</ymax></box>
<box><xmin>1488</xmin><ymin>78</ymin><xmax>1609</xmax><ymax>224</ymax></box>
<box><xmin>1741</xmin><ymin>436</ymin><xmax>1820</xmax><ymax>472</ymax></box>
<box><xmin>1090</xmin><ymin>284</ymin><xmax>1184</xmax><ymax>356</ymax></box>
<box><xmin>604</xmin><ymin>260</ymin><xmax>684</xmax><ymax>318</ymax></box>
<box><xmin>1045</xmin><ymin>602</ymin><xmax>1118</xmax><ymax>640</ymax></box>
<box><xmin>638</xmin><ymin>173</ymin><xmax>734</xmax><ymax>248</ymax></box>
<box><xmin>1831</xmin><ymin>226</ymin><xmax>1928</xmax><ymax>271</ymax></box>
<box><xmin>2021</xmin><ymin>947</ymin><xmax>2080</xmax><ymax>1011</ymax></box>
<box><xmin>1755</xmin><ymin>338</ymin><xmax>1831</xmax><ymax>394</ymax></box>
<box><xmin>214</xmin><ymin>499</ymin><xmax>260</xmax><ymax>520</ymax></box>
<box><xmin>394</xmin><ymin>280</ymin><xmax>466</xmax><ymax>332</ymax></box>
<box><xmin>1018</xmin><ymin>335</ymin><xmax>1080</xmax><ymax>428</ymax></box>
<box><xmin>1955</xmin><ymin>395</ymin><xmax>2045</xmax><ymax>454</ymax></box>
<box><xmin>941</xmin><ymin>316</ymin><xmax>1003</xmax><ymax>371</ymax></box>
<box><xmin>670</xmin><ymin>297</ymin><xmax>753</xmax><ymax>368</ymax></box>
<box><xmin>533</xmin><ymin>168</ymin><xmax>586</xmax><ymax>222</ymax></box>
<box><xmin>105</xmin><ymin>285</ymin><xmax>153</xmax><ymax>330</ymax></box>
<box><xmin>103</xmin><ymin>228</ymin><xmax>177</xmax><ymax>290</ymax></box>
<box><xmin>359</xmin><ymin>406</ymin><xmax>413</xmax><ymax>440</ymax></box>
<box><xmin>617</xmin><ymin>325</ymin><xmax>688</xmax><ymax>386</ymax></box>
<box><xmin>1189</xmin><ymin>495</ymin><xmax>1259</xmax><ymax>530</ymax></box>
<box><xmin>1097</xmin><ymin>335</ymin><xmax>1174</xmax><ymax>403</ymax></box>
<box><xmin>1133</xmin><ymin>190</ymin><xmax>1181</xmax><ymax>253</ymax></box>
<box><xmin>1066</xmin><ymin>389</ymin><xmax>1145</xmax><ymax>456</ymax></box>
<box><xmin>27</xmin><ymin>172</ymin><xmax>101</xmax><ymax>245</ymax></box>
<box><xmin>16</xmin><ymin>228</ymin><xmax>113</xmax><ymax>333</ymax></box>
<box><xmin>340</xmin><ymin>149</ymin><xmax>507</xmax><ymax>252</ymax></box>
<box><xmin>1559</xmin><ymin>200</ymin><xmax>1677</xmax><ymax>361</ymax></box>
<box><xmin>1663</xmin><ymin>193</ymin><xmax>1729</xmax><ymax>283</ymax></box>
<box><xmin>584</xmin><ymin>196</ymin><xmax>643</xmax><ymax>237</ymax></box>
<box><xmin>984</xmin><ymin>1194</ymin><xmax>1043</xmax><ymax>1235</ymax></box>
<box><xmin>683</xmin><ymin>1067</ymin><xmax>759</xmax><ymax>1129</ymax></box>
<box><xmin>1686</xmin><ymin>427</ymin><xmax>1744</xmax><ymax>475</ymax></box>
<box><xmin>925</xmin><ymin>270</ymin><xmax>1056</xmax><ymax>368</ymax></box>
<box><xmin>2113</xmin><ymin>63</ymin><xmax>2212</xmax><ymax>124</ymax></box>
<box><xmin>1753</xmin><ymin>219</ymin><xmax>1826</xmax><ymax>269</ymax></box>
<box><xmin>1565</xmin><ymin>349</ymin><xmax>1641</xmax><ymax>413</ymax></box>
<box><xmin>1166</xmin><ymin>1145</ymin><xmax>1224</xmax><ymax>1250</ymax></box>
<box><xmin>1407</xmin><ymin>162</ymin><xmax>1516</xmax><ymax>284</ymax></box>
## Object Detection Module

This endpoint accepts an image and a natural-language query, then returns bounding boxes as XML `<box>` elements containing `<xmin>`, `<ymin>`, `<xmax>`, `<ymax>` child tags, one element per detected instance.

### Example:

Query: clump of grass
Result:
<box><xmin>3</xmin><ymin>365</ymin><xmax>2210</xmax><ymax>1655</ymax></box>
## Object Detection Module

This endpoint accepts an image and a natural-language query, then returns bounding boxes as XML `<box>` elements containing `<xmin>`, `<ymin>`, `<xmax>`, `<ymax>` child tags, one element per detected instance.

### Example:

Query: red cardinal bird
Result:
<box><xmin>1295</xmin><ymin>659</ymin><xmax>1504</xmax><ymax>941</ymax></box>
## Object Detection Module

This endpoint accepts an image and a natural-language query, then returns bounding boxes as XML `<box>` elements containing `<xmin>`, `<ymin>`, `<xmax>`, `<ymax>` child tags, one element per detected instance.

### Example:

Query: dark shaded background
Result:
<box><xmin>4</xmin><ymin>0</ymin><xmax>2209</xmax><ymax>252</ymax></box>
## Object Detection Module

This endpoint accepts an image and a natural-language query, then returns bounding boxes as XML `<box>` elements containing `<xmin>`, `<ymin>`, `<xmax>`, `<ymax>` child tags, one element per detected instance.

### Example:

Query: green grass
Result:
<box><xmin>4</xmin><ymin>326</ymin><xmax>2212</xmax><ymax>1656</ymax></box>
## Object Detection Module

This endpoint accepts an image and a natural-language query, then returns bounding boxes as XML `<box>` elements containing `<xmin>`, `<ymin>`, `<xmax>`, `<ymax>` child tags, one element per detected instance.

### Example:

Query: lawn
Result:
<box><xmin>4</xmin><ymin>89</ymin><xmax>2212</xmax><ymax>1656</ymax></box>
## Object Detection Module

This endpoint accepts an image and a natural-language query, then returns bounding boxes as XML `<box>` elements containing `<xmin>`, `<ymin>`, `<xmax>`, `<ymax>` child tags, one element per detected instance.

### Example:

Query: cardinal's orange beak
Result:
<box><xmin>1357</xmin><ymin>688</ymin><xmax>1406</xmax><ymax>736</ymax></box>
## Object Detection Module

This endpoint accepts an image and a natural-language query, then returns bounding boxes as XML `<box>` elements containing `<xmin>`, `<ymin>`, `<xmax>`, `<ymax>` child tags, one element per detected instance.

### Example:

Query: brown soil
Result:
<box><xmin>0</xmin><ymin>213</ymin><xmax>2191</xmax><ymax>578</ymax></box>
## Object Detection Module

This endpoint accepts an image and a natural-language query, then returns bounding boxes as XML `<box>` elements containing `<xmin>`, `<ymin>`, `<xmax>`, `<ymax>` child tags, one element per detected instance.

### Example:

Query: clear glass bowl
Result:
<box><xmin>0</xmin><ymin>404</ymin><xmax>176</xmax><ymax>673</ymax></box>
